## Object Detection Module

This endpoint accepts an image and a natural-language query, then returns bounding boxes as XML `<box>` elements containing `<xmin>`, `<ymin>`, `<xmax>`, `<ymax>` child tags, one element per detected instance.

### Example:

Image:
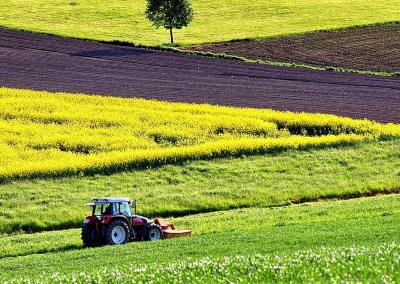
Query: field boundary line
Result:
<box><xmin>1</xmin><ymin>22</ymin><xmax>399</xmax><ymax>77</ymax></box>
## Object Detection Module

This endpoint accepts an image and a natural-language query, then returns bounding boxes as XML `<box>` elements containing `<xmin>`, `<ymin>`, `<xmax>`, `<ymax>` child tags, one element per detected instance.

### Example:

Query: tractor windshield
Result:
<box><xmin>92</xmin><ymin>202</ymin><xmax>132</xmax><ymax>217</ymax></box>
<box><xmin>119</xmin><ymin>202</ymin><xmax>132</xmax><ymax>217</ymax></box>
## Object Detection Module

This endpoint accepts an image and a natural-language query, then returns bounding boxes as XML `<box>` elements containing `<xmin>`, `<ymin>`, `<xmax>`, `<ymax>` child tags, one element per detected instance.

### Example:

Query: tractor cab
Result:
<box><xmin>88</xmin><ymin>198</ymin><xmax>133</xmax><ymax>219</ymax></box>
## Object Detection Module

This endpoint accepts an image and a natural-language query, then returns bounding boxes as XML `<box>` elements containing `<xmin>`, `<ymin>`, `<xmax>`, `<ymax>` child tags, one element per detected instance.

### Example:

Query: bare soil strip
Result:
<box><xmin>1</xmin><ymin>28</ymin><xmax>400</xmax><ymax>123</ymax></box>
<box><xmin>188</xmin><ymin>24</ymin><xmax>400</xmax><ymax>74</ymax></box>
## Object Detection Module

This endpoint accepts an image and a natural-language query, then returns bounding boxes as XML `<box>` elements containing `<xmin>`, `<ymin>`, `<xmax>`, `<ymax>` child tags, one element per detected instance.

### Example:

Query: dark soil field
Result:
<box><xmin>1</xmin><ymin>28</ymin><xmax>400</xmax><ymax>123</ymax></box>
<box><xmin>189</xmin><ymin>24</ymin><xmax>400</xmax><ymax>73</ymax></box>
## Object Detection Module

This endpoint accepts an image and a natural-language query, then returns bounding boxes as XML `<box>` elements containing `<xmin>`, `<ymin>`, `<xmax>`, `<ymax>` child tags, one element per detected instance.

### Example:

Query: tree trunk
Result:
<box><xmin>169</xmin><ymin>28</ymin><xmax>174</xmax><ymax>44</ymax></box>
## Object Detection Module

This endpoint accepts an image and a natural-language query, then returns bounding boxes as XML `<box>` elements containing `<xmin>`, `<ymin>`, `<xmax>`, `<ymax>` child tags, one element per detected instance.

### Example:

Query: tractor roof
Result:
<box><xmin>86</xmin><ymin>197</ymin><xmax>130</xmax><ymax>205</ymax></box>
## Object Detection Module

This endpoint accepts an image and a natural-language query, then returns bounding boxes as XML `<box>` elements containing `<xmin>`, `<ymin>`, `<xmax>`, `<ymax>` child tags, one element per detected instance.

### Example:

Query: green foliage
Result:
<box><xmin>146</xmin><ymin>0</ymin><xmax>193</xmax><ymax>29</ymax></box>
<box><xmin>0</xmin><ymin>0</ymin><xmax>399</xmax><ymax>45</ymax></box>
<box><xmin>146</xmin><ymin>0</ymin><xmax>194</xmax><ymax>43</ymax></box>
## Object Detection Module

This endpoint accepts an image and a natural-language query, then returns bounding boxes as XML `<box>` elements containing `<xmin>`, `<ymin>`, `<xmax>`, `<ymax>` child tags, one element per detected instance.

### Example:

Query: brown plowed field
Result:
<box><xmin>1</xmin><ymin>28</ymin><xmax>400</xmax><ymax>123</ymax></box>
<box><xmin>189</xmin><ymin>24</ymin><xmax>400</xmax><ymax>73</ymax></box>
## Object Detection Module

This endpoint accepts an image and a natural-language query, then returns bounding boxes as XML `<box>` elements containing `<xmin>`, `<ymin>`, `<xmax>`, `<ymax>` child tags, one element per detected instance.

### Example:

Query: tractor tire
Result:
<box><xmin>104</xmin><ymin>220</ymin><xmax>130</xmax><ymax>245</ymax></box>
<box><xmin>82</xmin><ymin>223</ymin><xmax>100</xmax><ymax>247</ymax></box>
<box><xmin>145</xmin><ymin>223</ymin><xmax>163</xmax><ymax>241</ymax></box>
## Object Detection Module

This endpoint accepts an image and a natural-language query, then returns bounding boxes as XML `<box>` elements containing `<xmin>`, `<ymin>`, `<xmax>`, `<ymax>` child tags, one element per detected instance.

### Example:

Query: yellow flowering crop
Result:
<box><xmin>0</xmin><ymin>87</ymin><xmax>398</xmax><ymax>182</ymax></box>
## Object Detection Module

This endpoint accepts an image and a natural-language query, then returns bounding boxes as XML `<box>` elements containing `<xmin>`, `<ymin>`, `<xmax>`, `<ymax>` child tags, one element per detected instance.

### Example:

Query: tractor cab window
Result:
<box><xmin>92</xmin><ymin>202</ymin><xmax>131</xmax><ymax>216</ymax></box>
<box><xmin>93</xmin><ymin>203</ymin><xmax>113</xmax><ymax>216</ymax></box>
<box><xmin>93</xmin><ymin>204</ymin><xmax>102</xmax><ymax>215</ymax></box>
<box><xmin>119</xmin><ymin>202</ymin><xmax>132</xmax><ymax>217</ymax></box>
<box><xmin>112</xmin><ymin>203</ymin><xmax>119</xmax><ymax>215</ymax></box>
<box><xmin>103</xmin><ymin>203</ymin><xmax>113</xmax><ymax>215</ymax></box>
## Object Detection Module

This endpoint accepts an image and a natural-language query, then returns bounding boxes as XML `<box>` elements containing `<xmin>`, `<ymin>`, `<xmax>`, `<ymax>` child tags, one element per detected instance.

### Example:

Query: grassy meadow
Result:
<box><xmin>0</xmin><ymin>0</ymin><xmax>399</xmax><ymax>45</ymax></box>
<box><xmin>1</xmin><ymin>139</ymin><xmax>399</xmax><ymax>234</ymax></box>
<box><xmin>0</xmin><ymin>194</ymin><xmax>399</xmax><ymax>280</ymax></box>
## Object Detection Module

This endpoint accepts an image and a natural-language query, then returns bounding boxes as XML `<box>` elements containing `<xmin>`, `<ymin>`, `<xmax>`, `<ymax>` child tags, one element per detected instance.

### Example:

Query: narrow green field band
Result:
<box><xmin>0</xmin><ymin>0</ymin><xmax>399</xmax><ymax>45</ymax></box>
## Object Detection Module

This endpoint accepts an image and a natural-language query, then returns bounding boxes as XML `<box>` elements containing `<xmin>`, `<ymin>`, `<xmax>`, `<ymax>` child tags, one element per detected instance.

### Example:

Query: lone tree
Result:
<box><xmin>146</xmin><ymin>0</ymin><xmax>193</xmax><ymax>44</ymax></box>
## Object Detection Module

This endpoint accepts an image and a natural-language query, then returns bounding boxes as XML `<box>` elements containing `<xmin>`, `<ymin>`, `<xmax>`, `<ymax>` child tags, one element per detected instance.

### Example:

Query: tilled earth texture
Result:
<box><xmin>1</xmin><ymin>28</ymin><xmax>400</xmax><ymax>123</ymax></box>
<box><xmin>189</xmin><ymin>24</ymin><xmax>400</xmax><ymax>74</ymax></box>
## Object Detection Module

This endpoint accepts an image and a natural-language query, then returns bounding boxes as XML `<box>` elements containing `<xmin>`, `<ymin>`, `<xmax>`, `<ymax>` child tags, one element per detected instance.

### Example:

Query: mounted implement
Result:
<box><xmin>82</xmin><ymin>197</ymin><xmax>192</xmax><ymax>246</ymax></box>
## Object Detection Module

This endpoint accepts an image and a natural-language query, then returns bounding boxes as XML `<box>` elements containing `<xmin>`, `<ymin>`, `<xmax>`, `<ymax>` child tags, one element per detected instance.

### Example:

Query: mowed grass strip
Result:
<box><xmin>0</xmin><ymin>0</ymin><xmax>399</xmax><ymax>45</ymax></box>
<box><xmin>3</xmin><ymin>87</ymin><xmax>398</xmax><ymax>183</ymax></box>
<box><xmin>1</xmin><ymin>139</ymin><xmax>400</xmax><ymax>234</ymax></box>
<box><xmin>0</xmin><ymin>194</ymin><xmax>399</xmax><ymax>280</ymax></box>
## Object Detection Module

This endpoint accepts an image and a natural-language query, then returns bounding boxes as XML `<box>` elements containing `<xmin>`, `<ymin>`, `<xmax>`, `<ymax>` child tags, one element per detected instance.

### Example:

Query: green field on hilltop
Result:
<box><xmin>0</xmin><ymin>0</ymin><xmax>399</xmax><ymax>45</ymax></box>
<box><xmin>1</xmin><ymin>139</ymin><xmax>400</xmax><ymax>235</ymax></box>
<box><xmin>0</xmin><ymin>194</ymin><xmax>399</xmax><ymax>281</ymax></box>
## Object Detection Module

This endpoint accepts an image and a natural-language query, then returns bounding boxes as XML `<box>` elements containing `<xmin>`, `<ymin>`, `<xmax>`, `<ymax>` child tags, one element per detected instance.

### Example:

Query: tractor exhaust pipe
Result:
<box><xmin>132</xmin><ymin>199</ymin><xmax>137</xmax><ymax>215</ymax></box>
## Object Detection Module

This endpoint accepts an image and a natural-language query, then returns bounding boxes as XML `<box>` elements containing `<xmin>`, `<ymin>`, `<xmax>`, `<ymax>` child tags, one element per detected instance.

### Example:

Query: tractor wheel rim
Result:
<box><xmin>111</xmin><ymin>226</ymin><xmax>126</xmax><ymax>244</ymax></box>
<box><xmin>150</xmin><ymin>229</ymin><xmax>161</xmax><ymax>240</ymax></box>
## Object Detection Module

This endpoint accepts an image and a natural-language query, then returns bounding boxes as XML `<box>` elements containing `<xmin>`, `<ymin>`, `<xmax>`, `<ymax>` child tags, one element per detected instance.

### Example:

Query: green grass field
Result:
<box><xmin>0</xmin><ymin>0</ymin><xmax>399</xmax><ymax>45</ymax></box>
<box><xmin>1</xmin><ymin>139</ymin><xmax>399</xmax><ymax>235</ymax></box>
<box><xmin>11</xmin><ymin>243</ymin><xmax>400</xmax><ymax>283</ymax></box>
<box><xmin>36</xmin><ymin>243</ymin><xmax>400</xmax><ymax>283</ymax></box>
<box><xmin>0</xmin><ymin>194</ymin><xmax>399</xmax><ymax>281</ymax></box>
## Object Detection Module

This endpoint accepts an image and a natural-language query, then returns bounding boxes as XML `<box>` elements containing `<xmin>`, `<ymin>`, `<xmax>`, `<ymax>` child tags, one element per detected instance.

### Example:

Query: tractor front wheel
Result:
<box><xmin>82</xmin><ymin>223</ymin><xmax>100</xmax><ymax>247</ymax></box>
<box><xmin>145</xmin><ymin>223</ymin><xmax>163</xmax><ymax>241</ymax></box>
<box><xmin>104</xmin><ymin>220</ymin><xmax>130</xmax><ymax>245</ymax></box>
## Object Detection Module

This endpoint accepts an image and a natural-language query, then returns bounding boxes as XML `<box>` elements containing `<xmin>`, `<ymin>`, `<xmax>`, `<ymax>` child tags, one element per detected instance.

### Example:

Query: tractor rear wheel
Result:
<box><xmin>104</xmin><ymin>220</ymin><xmax>130</xmax><ymax>245</ymax></box>
<box><xmin>145</xmin><ymin>223</ymin><xmax>163</xmax><ymax>241</ymax></box>
<box><xmin>82</xmin><ymin>223</ymin><xmax>100</xmax><ymax>247</ymax></box>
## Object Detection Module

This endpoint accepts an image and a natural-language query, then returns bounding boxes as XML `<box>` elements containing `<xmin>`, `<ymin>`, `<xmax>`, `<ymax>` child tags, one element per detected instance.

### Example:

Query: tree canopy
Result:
<box><xmin>146</xmin><ymin>0</ymin><xmax>194</xmax><ymax>43</ymax></box>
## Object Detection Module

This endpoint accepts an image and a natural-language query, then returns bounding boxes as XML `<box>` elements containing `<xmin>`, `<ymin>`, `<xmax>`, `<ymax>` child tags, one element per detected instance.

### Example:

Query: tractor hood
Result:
<box><xmin>132</xmin><ymin>215</ymin><xmax>150</xmax><ymax>225</ymax></box>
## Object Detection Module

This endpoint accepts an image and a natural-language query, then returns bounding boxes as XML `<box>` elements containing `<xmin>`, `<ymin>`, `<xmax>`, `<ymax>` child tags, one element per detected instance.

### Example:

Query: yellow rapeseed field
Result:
<box><xmin>0</xmin><ymin>87</ymin><xmax>399</xmax><ymax>182</ymax></box>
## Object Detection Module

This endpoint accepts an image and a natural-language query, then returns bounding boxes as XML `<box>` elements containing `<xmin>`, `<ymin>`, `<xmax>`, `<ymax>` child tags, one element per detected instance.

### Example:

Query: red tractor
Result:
<box><xmin>82</xmin><ymin>197</ymin><xmax>191</xmax><ymax>246</ymax></box>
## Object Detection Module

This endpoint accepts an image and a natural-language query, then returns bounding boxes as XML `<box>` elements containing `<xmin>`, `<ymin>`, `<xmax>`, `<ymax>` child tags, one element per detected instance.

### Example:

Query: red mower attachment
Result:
<box><xmin>155</xmin><ymin>218</ymin><xmax>192</xmax><ymax>239</ymax></box>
